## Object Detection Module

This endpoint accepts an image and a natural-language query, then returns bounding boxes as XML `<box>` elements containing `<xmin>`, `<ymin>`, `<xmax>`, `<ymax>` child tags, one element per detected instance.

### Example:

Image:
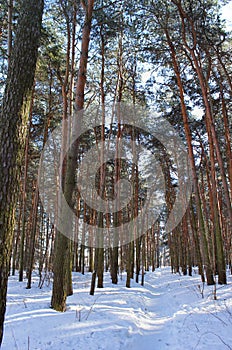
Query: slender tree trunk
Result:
<box><xmin>164</xmin><ymin>28</ymin><xmax>214</xmax><ymax>285</ymax></box>
<box><xmin>52</xmin><ymin>0</ymin><xmax>94</xmax><ymax>309</ymax></box>
<box><xmin>126</xmin><ymin>242</ymin><xmax>132</xmax><ymax>288</ymax></box>
<box><xmin>19</xmin><ymin>90</ymin><xmax>34</xmax><ymax>282</ymax></box>
<box><xmin>172</xmin><ymin>0</ymin><xmax>232</xmax><ymax>231</ymax></box>
<box><xmin>219</xmin><ymin>84</ymin><xmax>232</xmax><ymax>199</ymax></box>
<box><xmin>141</xmin><ymin>235</ymin><xmax>146</xmax><ymax>286</ymax></box>
<box><xmin>26</xmin><ymin>183</ymin><xmax>39</xmax><ymax>289</ymax></box>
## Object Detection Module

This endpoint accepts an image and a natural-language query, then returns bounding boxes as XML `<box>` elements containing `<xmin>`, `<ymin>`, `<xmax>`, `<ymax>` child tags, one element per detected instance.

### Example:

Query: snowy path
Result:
<box><xmin>2</xmin><ymin>268</ymin><xmax>232</xmax><ymax>350</ymax></box>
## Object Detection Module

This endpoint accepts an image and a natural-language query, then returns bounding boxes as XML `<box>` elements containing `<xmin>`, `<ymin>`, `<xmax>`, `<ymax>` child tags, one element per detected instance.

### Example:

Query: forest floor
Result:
<box><xmin>2</xmin><ymin>267</ymin><xmax>232</xmax><ymax>350</ymax></box>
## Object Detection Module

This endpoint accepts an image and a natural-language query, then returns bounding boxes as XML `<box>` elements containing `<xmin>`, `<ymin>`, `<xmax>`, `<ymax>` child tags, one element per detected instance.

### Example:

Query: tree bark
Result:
<box><xmin>7</xmin><ymin>0</ymin><xmax>13</xmax><ymax>66</ymax></box>
<box><xmin>0</xmin><ymin>0</ymin><xmax>44</xmax><ymax>344</ymax></box>
<box><xmin>52</xmin><ymin>0</ymin><xmax>94</xmax><ymax>310</ymax></box>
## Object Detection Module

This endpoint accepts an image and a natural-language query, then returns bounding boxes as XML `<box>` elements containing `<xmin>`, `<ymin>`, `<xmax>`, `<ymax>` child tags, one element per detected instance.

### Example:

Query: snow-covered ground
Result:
<box><xmin>2</xmin><ymin>267</ymin><xmax>232</xmax><ymax>350</ymax></box>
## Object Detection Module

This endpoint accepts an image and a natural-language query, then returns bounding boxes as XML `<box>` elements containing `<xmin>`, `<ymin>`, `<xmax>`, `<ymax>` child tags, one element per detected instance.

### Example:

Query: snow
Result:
<box><xmin>2</xmin><ymin>267</ymin><xmax>232</xmax><ymax>350</ymax></box>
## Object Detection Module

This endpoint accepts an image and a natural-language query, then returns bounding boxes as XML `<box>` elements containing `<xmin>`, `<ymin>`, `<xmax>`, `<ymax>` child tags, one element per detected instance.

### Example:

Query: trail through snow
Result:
<box><xmin>2</xmin><ymin>267</ymin><xmax>232</xmax><ymax>350</ymax></box>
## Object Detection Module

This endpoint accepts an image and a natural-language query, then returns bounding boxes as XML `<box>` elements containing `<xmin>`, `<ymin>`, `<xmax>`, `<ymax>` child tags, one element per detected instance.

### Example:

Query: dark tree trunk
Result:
<box><xmin>0</xmin><ymin>0</ymin><xmax>44</xmax><ymax>344</ymax></box>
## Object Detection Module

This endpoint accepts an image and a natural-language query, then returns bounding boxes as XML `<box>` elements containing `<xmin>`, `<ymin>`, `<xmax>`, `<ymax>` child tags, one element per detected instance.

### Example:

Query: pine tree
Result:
<box><xmin>0</xmin><ymin>0</ymin><xmax>44</xmax><ymax>344</ymax></box>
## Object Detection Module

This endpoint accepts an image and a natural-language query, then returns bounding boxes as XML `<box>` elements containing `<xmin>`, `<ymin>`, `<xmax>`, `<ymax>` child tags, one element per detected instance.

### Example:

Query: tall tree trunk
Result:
<box><xmin>52</xmin><ymin>0</ymin><xmax>94</xmax><ymax>310</ymax></box>
<box><xmin>172</xmin><ymin>0</ymin><xmax>232</xmax><ymax>235</ymax></box>
<box><xmin>0</xmin><ymin>0</ymin><xmax>44</xmax><ymax>344</ymax></box>
<box><xmin>219</xmin><ymin>83</ymin><xmax>232</xmax><ymax>201</ymax></box>
<box><xmin>19</xmin><ymin>91</ymin><xmax>34</xmax><ymax>282</ymax></box>
<box><xmin>164</xmin><ymin>28</ymin><xmax>214</xmax><ymax>285</ymax></box>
